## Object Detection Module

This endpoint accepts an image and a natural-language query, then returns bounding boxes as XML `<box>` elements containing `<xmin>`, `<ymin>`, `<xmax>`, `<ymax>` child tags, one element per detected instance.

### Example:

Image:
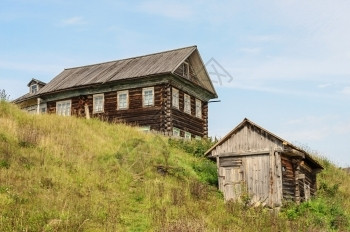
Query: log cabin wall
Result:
<box><xmin>171</xmin><ymin>86</ymin><xmax>206</xmax><ymax>138</ymax></box>
<box><xmin>281</xmin><ymin>155</ymin><xmax>296</xmax><ymax>201</ymax></box>
<box><xmin>46</xmin><ymin>83</ymin><xmax>208</xmax><ymax>137</ymax></box>
<box><xmin>47</xmin><ymin>85</ymin><xmax>165</xmax><ymax>131</ymax></box>
<box><xmin>299</xmin><ymin>161</ymin><xmax>317</xmax><ymax>201</ymax></box>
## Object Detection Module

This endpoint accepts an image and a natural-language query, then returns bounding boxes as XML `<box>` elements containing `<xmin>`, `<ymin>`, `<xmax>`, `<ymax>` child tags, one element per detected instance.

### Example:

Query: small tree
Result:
<box><xmin>0</xmin><ymin>89</ymin><xmax>10</xmax><ymax>101</ymax></box>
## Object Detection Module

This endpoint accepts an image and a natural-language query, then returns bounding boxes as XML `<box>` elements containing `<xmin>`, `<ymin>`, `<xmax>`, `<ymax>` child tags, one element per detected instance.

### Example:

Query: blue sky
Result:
<box><xmin>1</xmin><ymin>0</ymin><xmax>349</xmax><ymax>166</ymax></box>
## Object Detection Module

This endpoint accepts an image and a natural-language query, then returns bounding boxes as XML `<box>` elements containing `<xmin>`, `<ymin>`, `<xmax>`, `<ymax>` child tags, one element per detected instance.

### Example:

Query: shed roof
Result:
<box><xmin>39</xmin><ymin>46</ymin><xmax>215</xmax><ymax>96</ymax></box>
<box><xmin>206</xmin><ymin>118</ymin><xmax>323</xmax><ymax>170</ymax></box>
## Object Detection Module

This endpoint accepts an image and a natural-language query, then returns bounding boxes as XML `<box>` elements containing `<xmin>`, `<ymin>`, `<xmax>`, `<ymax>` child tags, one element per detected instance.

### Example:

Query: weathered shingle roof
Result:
<box><xmin>35</xmin><ymin>46</ymin><xmax>215</xmax><ymax>96</ymax></box>
<box><xmin>206</xmin><ymin>118</ymin><xmax>323</xmax><ymax>170</ymax></box>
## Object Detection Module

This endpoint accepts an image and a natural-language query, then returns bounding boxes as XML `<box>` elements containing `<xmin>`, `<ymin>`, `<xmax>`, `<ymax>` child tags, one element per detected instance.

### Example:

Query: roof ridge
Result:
<box><xmin>65</xmin><ymin>45</ymin><xmax>197</xmax><ymax>71</ymax></box>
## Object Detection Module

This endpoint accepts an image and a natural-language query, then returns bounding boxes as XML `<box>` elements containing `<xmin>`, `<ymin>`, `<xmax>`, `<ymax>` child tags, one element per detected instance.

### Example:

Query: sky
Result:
<box><xmin>1</xmin><ymin>0</ymin><xmax>349</xmax><ymax>166</ymax></box>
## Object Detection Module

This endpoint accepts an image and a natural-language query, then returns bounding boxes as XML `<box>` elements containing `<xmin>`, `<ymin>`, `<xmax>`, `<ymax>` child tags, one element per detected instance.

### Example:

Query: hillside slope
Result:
<box><xmin>0</xmin><ymin>101</ymin><xmax>349</xmax><ymax>231</ymax></box>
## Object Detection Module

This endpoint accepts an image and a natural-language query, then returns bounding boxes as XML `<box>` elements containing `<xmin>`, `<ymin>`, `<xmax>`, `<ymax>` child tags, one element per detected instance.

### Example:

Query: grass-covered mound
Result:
<box><xmin>0</xmin><ymin>100</ymin><xmax>349</xmax><ymax>231</ymax></box>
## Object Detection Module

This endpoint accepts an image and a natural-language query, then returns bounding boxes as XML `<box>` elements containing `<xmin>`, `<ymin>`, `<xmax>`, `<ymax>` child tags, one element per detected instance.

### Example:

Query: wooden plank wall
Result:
<box><xmin>47</xmin><ymin>85</ymin><xmax>164</xmax><ymax>131</ymax></box>
<box><xmin>218</xmin><ymin>153</ymin><xmax>283</xmax><ymax>207</ymax></box>
<box><xmin>46</xmin><ymin>83</ymin><xmax>207</xmax><ymax>137</ymax></box>
<box><xmin>211</xmin><ymin>124</ymin><xmax>283</xmax><ymax>157</ymax></box>
<box><xmin>281</xmin><ymin>155</ymin><xmax>296</xmax><ymax>201</ymax></box>
<box><xmin>300</xmin><ymin>162</ymin><xmax>317</xmax><ymax>199</ymax></box>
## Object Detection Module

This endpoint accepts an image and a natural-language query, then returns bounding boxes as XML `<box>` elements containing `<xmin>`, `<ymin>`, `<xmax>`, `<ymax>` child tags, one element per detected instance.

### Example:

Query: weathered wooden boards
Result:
<box><xmin>206</xmin><ymin>119</ymin><xmax>323</xmax><ymax>207</ymax></box>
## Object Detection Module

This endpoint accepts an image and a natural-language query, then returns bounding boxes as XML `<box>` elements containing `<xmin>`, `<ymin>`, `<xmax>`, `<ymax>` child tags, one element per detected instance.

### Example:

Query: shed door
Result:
<box><xmin>224</xmin><ymin>167</ymin><xmax>243</xmax><ymax>201</ymax></box>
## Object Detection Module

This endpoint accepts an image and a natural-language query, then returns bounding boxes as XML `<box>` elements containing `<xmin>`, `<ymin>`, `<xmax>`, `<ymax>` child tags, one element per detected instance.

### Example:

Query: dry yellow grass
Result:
<box><xmin>0</xmin><ymin>101</ymin><xmax>349</xmax><ymax>231</ymax></box>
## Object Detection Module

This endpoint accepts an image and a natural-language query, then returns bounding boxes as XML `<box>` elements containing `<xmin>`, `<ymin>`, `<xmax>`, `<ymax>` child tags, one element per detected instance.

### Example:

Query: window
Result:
<box><xmin>195</xmin><ymin>135</ymin><xmax>201</xmax><ymax>140</ymax></box>
<box><xmin>117</xmin><ymin>90</ymin><xmax>129</xmax><ymax>110</ymax></box>
<box><xmin>40</xmin><ymin>103</ymin><xmax>47</xmax><ymax>114</ymax></box>
<box><xmin>93</xmin><ymin>94</ymin><xmax>104</xmax><ymax>113</ymax></box>
<box><xmin>172</xmin><ymin>88</ymin><xmax>179</xmax><ymax>109</ymax></box>
<box><xmin>139</xmin><ymin>126</ymin><xmax>151</xmax><ymax>133</ymax></box>
<box><xmin>184</xmin><ymin>132</ymin><xmax>191</xmax><ymax>140</ymax></box>
<box><xmin>195</xmin><ymin>99</ymin><xmax>202</xmax><ymax>118</ymax></box>
<box><xmin>184</xmin><ymin>94</ymin><xmax>191</xmax><ymax>114</ymax></box>
<box><xmin>173</xmin><ymin>127</ymin><xmax>180</xmax><ymax>137</ymax></box>
<box><xmin>143</xmin><ymin>87</ymin><xmax>154</xmax><ymax>107</ymax></box>
<box><xmin>56</xmin><ymin>100</ymin><xmax>71</xmax><ymax>116</ymax></box>
<box><xmin>30</xmin><ymin>84</ymin><xmax>38</xmax><ymax>94</ymax></box>
<box><xmin>183</xmin><ymin>62</ymin><xmax>189</xmax><ymax>78</ymax></box>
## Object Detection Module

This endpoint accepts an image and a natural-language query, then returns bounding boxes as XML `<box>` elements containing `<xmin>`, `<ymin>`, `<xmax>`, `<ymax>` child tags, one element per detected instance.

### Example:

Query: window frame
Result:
<box><xmin>184</xmin><ymin>94</ymin><xmax>191</xmax><ymax>114</ymax></box>
<box><xmin>172</xmin><ymin>87</ymin><xmax>179</xmax><ymax>109</ymax></box>
<box><xmin>142</xmin><ymin>87</ymin><xmax>154</xmax><ymax>107</ymax></box>
<box><xmin>93</xmin><ymin>94</ymin><xmax>105</xmax><ymax>114</ymax></box>
<box><xmin>139</xmin><ymin>126</ymin><xmax>151</xmax><ymax>133</ymax></box>
<box><xmin>195</xmin><ymin>99</ymin><xmax>202</xmax><ymax>118</ymax></box>
<box><xmin>30</xmin><ymin>84</ymin><xmax>38</xmax><ymax>94</ymax></box>
<box><xmin>184</xmin><ymin>132</ymin><xmax>191</xmax><ymax>140</ymax></box>
<box><xmin>117</xmin><ymin>90</ymin><xmax>129</xmax><ymax>110</ymax></box>
<box><xmin>172</xmin><ymin>127</ymin><xmax>180</xmax><ymax>137</ymax></box>
<box><xmin>56</xmin><ymin>100</ymin><xmax>72</xmax><ymax>116</ymax></box>
<box><xmin>40</xmin><ymin>103</ymin><xmax>47</xmax><ymax>114</ymax></box>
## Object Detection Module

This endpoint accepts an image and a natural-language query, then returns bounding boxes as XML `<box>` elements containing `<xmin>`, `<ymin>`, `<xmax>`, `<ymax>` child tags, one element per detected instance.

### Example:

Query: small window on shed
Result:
<box><xmin>184</xmin><ymin>132</ymin><xmax>191</xmax><ymax>140</ymax></box>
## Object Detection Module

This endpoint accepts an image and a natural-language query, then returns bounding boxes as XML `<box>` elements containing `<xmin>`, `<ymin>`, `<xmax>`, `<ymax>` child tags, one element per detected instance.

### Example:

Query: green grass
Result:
<box><xmin>0</xmin><ymin>100</ymin><xmax>350</xmax><ymax>231</ymax></box>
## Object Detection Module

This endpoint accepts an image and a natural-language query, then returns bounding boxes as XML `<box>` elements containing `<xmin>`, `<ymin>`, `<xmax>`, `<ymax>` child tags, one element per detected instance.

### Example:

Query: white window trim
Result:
<box><xmin>40</xmin><ymin>103</ymin><xmax>47</xmax><ymax>114</ymax></box>
<box><xmin>93</xmin><ymin>94</ymin><xmax>104</xmax><ymax>114</ymax></box>
<box><xmin>195</xmin><ymin>99</ymin><xmax>202</xmax><ymax>119</ymax></box>
<box><xmin>184</xmin><ymin>94</ymin><xmax>191</xmax><ymax>114</ymax></box>
<box><xmin>117</xmin><ymin>90</ymin><xmax>129</xmax><ymax>110</ymax></box>
<box><xmin>195</xmin><ymin>136</ymin><xmax>201</xmax><ymax>140</ymax></box>
<box><xmin>56</xmin><ymin>100</ymin><xmax>72</xmax><ymax>116</ymax></box>
<box><xmin>173</xmin><ymin>127</ymin><xmax>180</xmax><ymax>137</ymax></box>
<box><xmin>139</xmin><ymin>126</ymin><xmax>151</xmax><ymax>133</ymax></box>
<box><xmin>172</xmin><ymin>87</ymin><xmax>179</xmax><ymax>109</ymax></box>
<box><xmin>184</xmin><ymin>132</ymin><xmax>191</xmax><ymax>140</ymax></box>
<box><xmin>30</xmin><ymin>84</ymin><xmax>38</xmax><ymax>94</ymax></box>
<box><xmin>142</xmin><ymin>87</ymin><xmax>154</xmax><ymax>107</ymax></box>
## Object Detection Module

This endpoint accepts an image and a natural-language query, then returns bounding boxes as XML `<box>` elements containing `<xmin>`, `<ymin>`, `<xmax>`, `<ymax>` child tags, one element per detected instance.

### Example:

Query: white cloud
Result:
<box><xmin>137</xmin><ymin>1</ymin><xmax>192</xmax><ymax>20</ymax></box>
<box><xmin>341</xmin><ymin>86</ymin><xmax>350</xmax><ymax>95</ymax></box>
<box><xmin>61</xmin><ymin>16</ymin><xmax>86</xmax><ymax>26</ymax></box>
<box><xmin>0</xmin><ymin>60</ymin><xmax>61</xmax><ymax>74</ymax></box>
<box><xmin>239</xmin><ymin>47</ymin><xmax>262</xmax><ymax>55</ymax></box>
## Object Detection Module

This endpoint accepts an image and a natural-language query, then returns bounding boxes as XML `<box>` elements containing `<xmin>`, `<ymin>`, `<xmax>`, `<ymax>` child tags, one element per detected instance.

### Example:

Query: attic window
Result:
<box><xmin>30</xmin><ymin>84</ymin><xmax>38</xmax><ymax>94</ymax></box>
<box><xmin>183</xmin><ymin>62</ymin><xmax>189</xmax><ymax>78</ymax></box>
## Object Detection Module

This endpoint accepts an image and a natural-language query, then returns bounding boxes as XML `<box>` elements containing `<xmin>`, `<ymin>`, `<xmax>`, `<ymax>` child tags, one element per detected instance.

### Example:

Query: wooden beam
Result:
<box><xmin>216</xmin><ymin>150</ymin><xmax>270</xmax><ymax>157</ymax></box>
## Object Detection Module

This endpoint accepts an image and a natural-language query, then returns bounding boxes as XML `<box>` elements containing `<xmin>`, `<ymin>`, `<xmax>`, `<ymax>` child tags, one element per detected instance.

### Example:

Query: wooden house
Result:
<box><xmin>205</xmin><ymin>118</ymin><xmax>323</xmax><ymax>207</ymax></box>
<box><xmin>14</xmin><ymin>46</ymin><xmax>217</xmax><ymax>138</ymax></box>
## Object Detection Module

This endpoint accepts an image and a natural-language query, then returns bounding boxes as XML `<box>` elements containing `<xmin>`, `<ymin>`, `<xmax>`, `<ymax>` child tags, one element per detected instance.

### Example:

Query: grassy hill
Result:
<box><xmin>0</xmin><ymin>100</ymin><xmax>349</xmax><ymax>231</ymax></box>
